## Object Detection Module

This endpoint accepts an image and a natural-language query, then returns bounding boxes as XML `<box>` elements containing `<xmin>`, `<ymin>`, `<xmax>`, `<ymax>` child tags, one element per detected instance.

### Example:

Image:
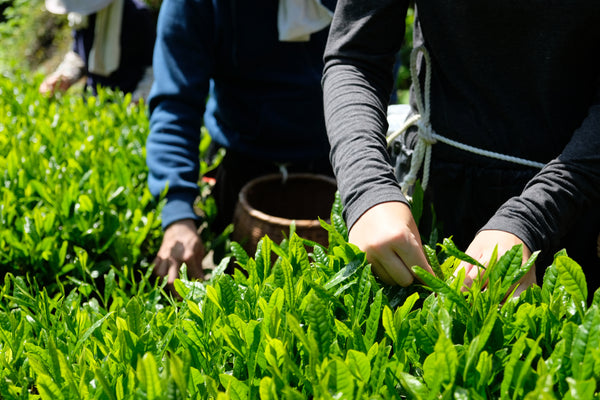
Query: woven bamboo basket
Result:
<box><xmin>232</xmin><ymin>173</ymin><xmax>337</xmax><ymax>256</ymax></box>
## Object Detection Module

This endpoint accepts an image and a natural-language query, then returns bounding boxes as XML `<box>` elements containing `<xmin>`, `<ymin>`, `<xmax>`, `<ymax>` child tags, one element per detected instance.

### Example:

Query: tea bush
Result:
<box><xmin>1</xmin><ymin>54</ymin><xmax>599</xmax><ymax>400</ymax></box>
<box><xmin>1</xmin><ymin>213</ymin><xmax>599</xmax><ymax>398</ymax></box>
<box><xmin>0</xmin><ymin>72</ymin><xmax>164</xmax><ymax>289</ymax></box>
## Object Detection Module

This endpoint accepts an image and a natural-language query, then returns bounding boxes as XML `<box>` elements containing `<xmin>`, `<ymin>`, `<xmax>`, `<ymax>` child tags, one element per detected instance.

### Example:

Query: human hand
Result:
<box><xmin>153</xmin><ymin>219</ymin><xmax>206</xmax><ymax>286</ymax></box>
<box><xmin>39</xmin><ymin>74</ymin><xmax>72</xmax><ymax>96</ymax></box>
<box><xmin>349</xmin><ymin>201</ymin><xmax>434</xmax><ymax>286</ymax></box>
<box><xmin>458</xmin><ymin>229</ymin><xmax>536</xmax><ymax>297</ymax></box>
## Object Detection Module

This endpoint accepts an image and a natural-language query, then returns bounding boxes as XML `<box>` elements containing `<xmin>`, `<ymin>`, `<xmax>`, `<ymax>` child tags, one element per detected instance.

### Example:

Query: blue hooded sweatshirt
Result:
<box><xmin>147</xmin><ymin>0</ymin><xmax>336</xmax><ymax>229</ymax></box>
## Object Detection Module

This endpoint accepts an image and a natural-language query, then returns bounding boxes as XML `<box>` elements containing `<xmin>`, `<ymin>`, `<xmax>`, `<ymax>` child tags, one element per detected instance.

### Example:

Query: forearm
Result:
<box><xmin>147</xmin><ymin>0</ymin><xmax>214</xmax><ymax>229</ymax></box>
<box><xmin>323</xmin><ymin>0</ymin><xmax>409</xmax><ymax>229</ymax></box>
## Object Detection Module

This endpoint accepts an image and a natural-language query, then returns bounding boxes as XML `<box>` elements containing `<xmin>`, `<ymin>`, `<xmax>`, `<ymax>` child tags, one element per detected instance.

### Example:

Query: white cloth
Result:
<box><xmin>277</xmin><ymin>0</ymin><xmax>333</xmax><ymax>42</ymax></box>
<box><xmin>67</xmin><ymin>12</ymin><xmax>88</xmax><ymax>29</ymax></box>
<box><xmin>87</xmin><ymin>0</ymin><xmax>123</xmax><ymax>76</ymax></box>
<box><xmin>45</xmin><ymin>0</ymin><xmax>114</xmax><ymax>16</ymax></box>
<box><xmin>387</xmin><ymin>104</ymin><xmax>411</xmax><ymax>136</ymax></box>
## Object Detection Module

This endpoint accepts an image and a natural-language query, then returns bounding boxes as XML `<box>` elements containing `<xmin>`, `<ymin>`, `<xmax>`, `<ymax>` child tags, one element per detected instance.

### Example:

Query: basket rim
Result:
<box><xmin>237</xmin><ymin>173</ymin><xmax>337</xmax><ymax>227</ymax></box>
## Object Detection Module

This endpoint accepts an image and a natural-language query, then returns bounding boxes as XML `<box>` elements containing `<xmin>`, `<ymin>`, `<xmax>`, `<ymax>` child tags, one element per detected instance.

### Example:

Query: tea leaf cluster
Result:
<box><xmin>1</xmin><ymin>70</ymin><xmax>599</xmax><ymax>400</ymax></box>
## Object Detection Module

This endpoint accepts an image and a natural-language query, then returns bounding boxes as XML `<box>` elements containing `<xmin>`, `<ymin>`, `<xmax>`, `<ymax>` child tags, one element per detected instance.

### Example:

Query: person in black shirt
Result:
<box><xmin>322</xmin><ymin>0</ymin><xmax>600</xmax><ymax>297</ymax></box>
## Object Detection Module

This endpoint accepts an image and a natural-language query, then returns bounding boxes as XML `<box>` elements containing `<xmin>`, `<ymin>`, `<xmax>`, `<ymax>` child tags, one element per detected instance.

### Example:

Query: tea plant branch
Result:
<box><xmin>386</xmin><ymin>46</ymin><xmax>546</xmax><ymax>196</ymax></box>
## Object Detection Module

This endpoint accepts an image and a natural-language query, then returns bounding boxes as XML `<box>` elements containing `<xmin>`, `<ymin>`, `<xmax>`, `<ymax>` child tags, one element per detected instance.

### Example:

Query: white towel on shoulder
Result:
<box><xmin>88</xmin><ymin>0</ymin><xmax>123</xmax><ymax>76</ymax></box>
<box><xmin>277</xmin><ymin>0</ymin><xmax>333</xmax><ymax>42</ymax></box>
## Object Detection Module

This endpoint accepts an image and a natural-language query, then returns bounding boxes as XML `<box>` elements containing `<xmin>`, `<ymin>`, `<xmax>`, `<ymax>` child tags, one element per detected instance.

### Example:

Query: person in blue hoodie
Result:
<box><xmin>147</xmin><ymin>0</ymin><xmax>337</xmax><ymax>284</ymax></box>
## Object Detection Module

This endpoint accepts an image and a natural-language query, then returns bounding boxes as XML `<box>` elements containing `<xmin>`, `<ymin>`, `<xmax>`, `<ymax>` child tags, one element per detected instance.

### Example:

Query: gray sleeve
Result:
<box><xmin>482</xmin><ymin>88</ymin><xmax>600</xmax><ymax>254</ymax></box>
<box><xmin>322</xmin><ymin>0</ymin><xmax>411</xmax><ymax>230</ymax></box>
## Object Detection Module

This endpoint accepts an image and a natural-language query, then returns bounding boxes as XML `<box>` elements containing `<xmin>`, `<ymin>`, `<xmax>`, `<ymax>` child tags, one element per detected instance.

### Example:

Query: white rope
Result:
<box><xmin>386</xmin><ymin>46</ymin><xmax>545</xmax><ymax>196</ymax></box>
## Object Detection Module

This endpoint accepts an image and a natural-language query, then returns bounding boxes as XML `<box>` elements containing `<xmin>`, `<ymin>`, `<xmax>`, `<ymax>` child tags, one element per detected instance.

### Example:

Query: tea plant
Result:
<box><xmin>1</xmin><ymin>61</ymin><xmax>599</xmax><ymax>400</ymax></box>
<box><xmin>0</xmin><ymin>72</ymin><xmax>165</xmax><ymax>289</ymax></box>
<box><xmin>1</xmin><ymin>197</ymin><xmax>598</xmax><ymax>398</ymax></box>
<box><xmin>0</xmin><ymin>73</ymin><xmax>223</xmax><ymax>292</ymax></box>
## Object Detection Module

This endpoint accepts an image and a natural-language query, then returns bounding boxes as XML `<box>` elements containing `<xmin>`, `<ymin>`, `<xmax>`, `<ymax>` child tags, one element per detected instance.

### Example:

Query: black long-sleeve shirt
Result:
<box><xmin>323</xmin><ymin>0</ymin><xmax>600</xmax><ymax>257</ymax></box>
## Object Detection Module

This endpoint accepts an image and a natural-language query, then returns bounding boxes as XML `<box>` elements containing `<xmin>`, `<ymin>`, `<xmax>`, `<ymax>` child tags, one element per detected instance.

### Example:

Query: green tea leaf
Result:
<box><xmin>564</xmin><ymin>377</ymin><xmax>597</xmax><ymax>400</ymax></box>
<box><xmin>218</xmin><ymin>275</ymin><xmax>237</xmax><ymax>315</ymax></box>
<box><xmin>364</xmin><ymin>288</ymin><xmax>383</xmax><ymax>349</ymax></box>
<box><xmin>334</xmin><ymin>319</ymin><xmax>354</xmax><ymax>339</ymax></box>
<box><xmin>95</xmin><ymin>366</ymin><xmax>117</xmax><ymax>400</ymax></box>
<box><xmin>306</xmin><ymin>293</ymin><xmax>332</xmax><ymax>356</ymax></box>
<box><xmin>571</xmin><ymin>306</ymin><xmax>600</xmax><ymax>380</ymax></box>
<box><xmin>513</xmin><ymin>336</ymin><xmax>542</xmax><ymax>400</ymax></box>
<box><xmin>289</xmin><ymin>233</ymin><xmax>310</xmax><ymax>276</ymax></box>
<box><xmin>556</xmin><ymin>255</ymin><xmax>587</xmax><ymax>316</ymax></box>
<box><xmin>488</xmin><ymin>245</ymin><xmax>521</xmax><ymax>290</ymax></box>
<box><xmin>423</xmin><ymin>334</ymin><xmax>457</xmax><ymax>391</ymax></box>
<box><xmin>353</xmin><ymin>265</ymin><xmax>372</xmax><ymax>327</ymax></box>
<box><xmin>259</xmin><ymin>376</ymin><xmax>278</xmax><ymax>400</ymax></box>
<box><xmin>138</xmin><ymin>353</ymin><xmax>162</xmax><ymax>399</ymax></box>
<box><xmin>346</xmin><ymin>350</ymin><xmax>371</xmax><ymax>382</ymax></box>
<box><xmin>440</xmin><ymin>238</ymin><xmax>485</xmax><ymax>269</ymax></box>
<box><xmin>168</xmin><ymin>353</ymin><xmax>188</xmax><ymax>397</ymax></box>
<box><xmin>423</xmin><ymin>244</ymin><xmax>443</xmax><ymax>280</ymax></box>
<box><xmin>36</xmin><ymin>373</ymin><xmax>65</xmax><ymax>400</ymax></box>
<box><xmin>319</xmin><ymin>217</ymin><xmax>347</xmax><ymax>248</ymax></box>
<box><xmin>281</xmin><ymin>257</ymin><xmax>296</xmax><ymax>310</ymax></box>
<box><xmin>369</xmin><ymin>339</ymin><xmax>391</xmax><ymax>393</ymax></box>
<box><xmin>381</xmin><ymin>306</ymin><xmax>397</xmax><ymax>343</ymax></box>
<box><xmin>330</xmin><ymin>191</ymin><xmax>348</xmax><ymax>240</ymax></box>
<box><xmin>254</xmin><ymin>236</ymin><xmax>272</xmax><ymax>284</ymax></box>
<box><xmin>412</xmin><ymin>265</ymin><xmax>469</xmax><ymax>315</ymax></box>
<box><xmin>541</xmin><ymin>260</ymin><xmax>560</xmax><ymax>304</ymax></box>
<box><xmin>73</xmin><ymin>312</ymin><xmax>113</xmax><ymax>355</ymax></box>
<box><xmin>409</xmin><ymin>180</ymin><xmax>424</xmax><ymax>227</ymax></box>
<box><xmin>323</xmin><ymin>259</ymin><xmax>361</xmax><ymax>290</ymax></box>
<box><xmin>398</xmin><ymin>372</ymin><xmax>430</xmax><ymax>400</ymax></box>
<box><xmin>464</xmin><ymin>310</ymin><xmax>497</xmax><ymax>384</ymax></box>
<box><xmin>500</xmin><ymin>334</ymin><xmax>527</xmax><ymax>400</ymax></box>
<box><xmin>332</xmin><ymin>358</ymin><xmax>355</xmax><ymax>396</ymax></box>
<box><xmin>220</xmin><ymin>374</ymin><xmax>249</xmax><ymax>400</ymax></box>
<box><xmin>231</xmin><ymin>241</ymin><xmax>249</xmax><ymax>268</ymax></box>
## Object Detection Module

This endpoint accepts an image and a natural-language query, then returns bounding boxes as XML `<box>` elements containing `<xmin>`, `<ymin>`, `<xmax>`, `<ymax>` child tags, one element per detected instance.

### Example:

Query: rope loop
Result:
<box><xmin>415</xmin><ymin>119</ymin><xmax>437</xmax><ymax>145</ymax></box>
<box><xmin>388</xmin><ymin>45</ymin><xmax>435</xmax><ymax>195</ymax></box>
<box><xmin>387</xmin><ymin>45</ymin><xmax>545</xmax><ymax>197</ymax></box>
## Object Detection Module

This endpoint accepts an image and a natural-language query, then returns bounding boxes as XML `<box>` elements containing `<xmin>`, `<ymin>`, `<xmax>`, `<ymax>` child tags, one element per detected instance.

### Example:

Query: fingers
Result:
<box><xmin>358</xmin><ymin>229</ymin><xmax>419</xmax><ymax>287</ymax></box>
<box><xmin>369</xmin><ymin>240</ymin><xmax>433</xmax><ymax>287</ymax></box>
<box><xmin>152</xmin><ymin>219</ymin><xmax>206</xmax><ymax>286</ymax></box>
<box><xmin>39</xmin><ymin>79</ymin><xmax>56</xmax><ymax>96</ymax></box>
<box><xmin>371</xmin><ymin>256</ymin><xmax>407</xmax><ymax>286</ymax></box>
<box><xmin>383</xmin><ymin>255</ymin><xmax>415</xmax><ymax>286</ymax></box>
<box><xmin>349</xmin><ymin>201</ymin><xmax>433</xmax><ymax>287</ymax></box>
<box><xmin>512</xmin><ymin>264</ymin><xmax>537</xmax><ymax>298</ymax></box>
<box><xmin>152</xmin><ymin>256</ymin><xmax>170</xmax><ymax>278</ymax></box>
<box><xmin>369</xmin><ymin>236</ymin><xmax>418</xmax><ymax>286</ymax></box>
<box><xmin>186</xmin><ymin>249</ymin><xmax>206</xmax><ymax>280</ymax></box>
<box><xmin>167</xmin><ymin>262</ymin><xmax>180</xmax><ymax>285</ymax></box>
<box><xmin>382</xmin><ymin>215</ymin><xmax>433</xmax><ymax>286</ymax></box>
<box><xmin>154</xmin><ymin>252</ymin><xmax>202</xmax><ymax>285</ymax></box>
<box><xmin>40</xmin><ymin>75</ymin><xmax>69</xmax><ymax>96</ymax></box>
<box><xmin>455</xmin><ymin>261</ymin><xmax>484</xmax><ymax>291</ymax></box>
<box><xmin>152</xmin><ymin>255</ymin><xmax>182</xmax><ymax>285</ymax></box>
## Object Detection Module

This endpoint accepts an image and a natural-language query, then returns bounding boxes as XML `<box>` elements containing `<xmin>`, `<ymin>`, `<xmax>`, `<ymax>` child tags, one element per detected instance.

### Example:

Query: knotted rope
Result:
<box><xmin>386</xmin><ymin>46</ymin><xmax>545</xmax><ymax>196</ymax></box>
